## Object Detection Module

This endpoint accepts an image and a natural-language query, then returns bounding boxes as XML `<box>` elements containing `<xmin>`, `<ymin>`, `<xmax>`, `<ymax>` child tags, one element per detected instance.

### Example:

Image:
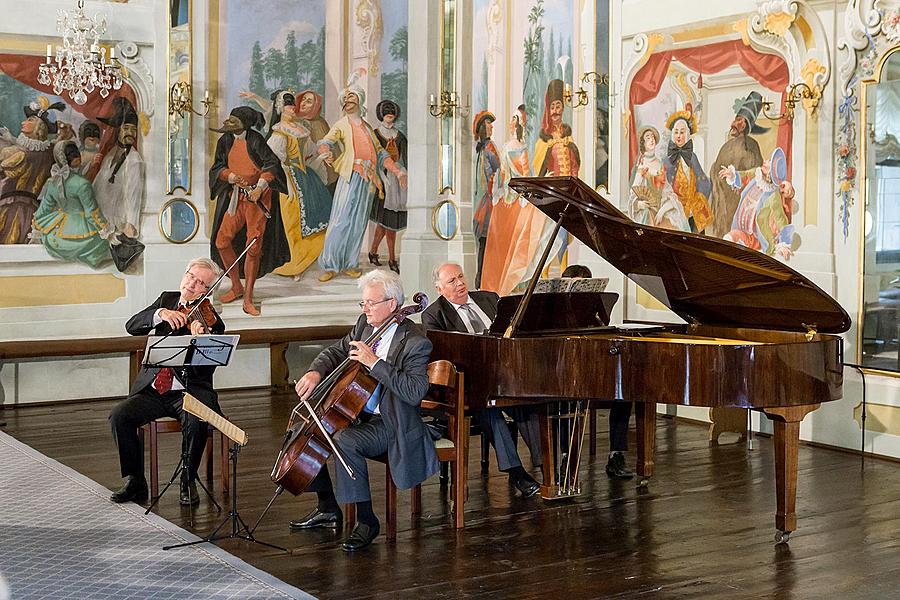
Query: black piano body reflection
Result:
<box><xmin>427</xmin><ymin>176</ymin><xmax>850</xmax><ymax>542</ymax></box>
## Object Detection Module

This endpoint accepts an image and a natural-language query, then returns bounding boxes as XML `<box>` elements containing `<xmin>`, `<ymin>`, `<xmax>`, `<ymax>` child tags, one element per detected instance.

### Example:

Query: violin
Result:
<box><xmin>270</xmin><ymin>292</ymin><xmax>429</xmax><ymax>496</ymax></box>
<box><xmin>178</xmin><ymin>297</ymin><xmax>218</xmax><ymax>334</ymax></box>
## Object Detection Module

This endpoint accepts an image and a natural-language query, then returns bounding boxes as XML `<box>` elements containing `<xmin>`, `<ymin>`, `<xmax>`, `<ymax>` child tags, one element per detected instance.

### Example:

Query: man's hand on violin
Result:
<box><xmin>159</xmin><ymin>308</ymin><xmax>190</xmax><ymax>331</ymax></box>
<box><xmin>349</xmin><ymin>341</ymin><xmax>379</xmax><ymax>369</ymax></box>
<box><xmin>189</xmin><ymin>320</ymin><xmax>206</xmax><ymax>336</ymax></box>
<box><xmin>295</xmin><ymin>371</ymin><xmax>322</xmax><ymax>400</ymax></box>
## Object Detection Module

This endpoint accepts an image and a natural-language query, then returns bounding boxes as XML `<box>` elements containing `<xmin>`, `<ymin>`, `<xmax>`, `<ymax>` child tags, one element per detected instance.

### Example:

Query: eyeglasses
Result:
<box><xmin>358</xmin><ymin>298</ymin><xmax>391</xmax><ymax>309</ymax></box>
<box><xmin>183</xmin><ymin>271</ymin><xmax>210</xmax><ymax>292</ymax></box>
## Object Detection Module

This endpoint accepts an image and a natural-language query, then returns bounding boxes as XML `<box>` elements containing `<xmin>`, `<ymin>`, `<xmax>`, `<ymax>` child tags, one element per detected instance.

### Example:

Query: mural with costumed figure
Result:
<box><xmin>209</xmin><ymin>0</ymin><xmax>408</xmax><ymax>319</ymax></box>
<box><xmin>472</xmin><ymin>0</ymin><xmax>579</xmax><ymax>296</ymax></box>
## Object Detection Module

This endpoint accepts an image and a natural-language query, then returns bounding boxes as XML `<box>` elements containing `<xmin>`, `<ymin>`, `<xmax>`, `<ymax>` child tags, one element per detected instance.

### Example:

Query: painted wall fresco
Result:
<box><xmin>211</xmin><ymin>0</ymin><xmax>409</xmax><ymax>316</ymax></box>
<box><xmin>627</xmin><ymin>40</ymin><xmax>800</xmax><ymax>260</ymax></box>
<box><xmin>472</xmin><ymin>0</ymin><xmax>578</xmax><ymax>296</ymax></box>
<box><xmin>0</xmin><ymin>57</ymin><xmax>144</xmax><ymax>270</ymax></box>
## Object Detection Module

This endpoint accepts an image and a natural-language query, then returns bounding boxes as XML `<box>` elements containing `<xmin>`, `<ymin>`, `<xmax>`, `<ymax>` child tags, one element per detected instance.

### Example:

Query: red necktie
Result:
<box><xmin>154</xmin><ymin>367</ymin><xmax>173</xmax><ymax>394</ymax></box>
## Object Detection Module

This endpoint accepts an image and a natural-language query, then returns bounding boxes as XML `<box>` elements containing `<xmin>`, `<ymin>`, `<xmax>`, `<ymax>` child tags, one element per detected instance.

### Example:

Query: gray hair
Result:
<box><xmin>186</xmin><ymin>257</ymin><xmax>223</xmax><ymax>281</ymax></box>
<box><xmin>432</xmin><ymin>262</ymin><xmax>462</xmax><ymax>288</ymax></box>
<box><xmin>359</xmin><ymin>269</ymin><xmax>404</xmax><ymax>306</ymax></box>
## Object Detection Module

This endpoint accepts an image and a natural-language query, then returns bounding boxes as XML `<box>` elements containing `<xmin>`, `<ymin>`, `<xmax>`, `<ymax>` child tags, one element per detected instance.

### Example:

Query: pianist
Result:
<box><xmin>560</xmin><ymin>265</ymin><xmax>634</xmax><ymax>479</ymax></box>
<box><xmin>422</xmin><ymin>262</ymin><xmax>542</xmax><ymax>497</ymax></box>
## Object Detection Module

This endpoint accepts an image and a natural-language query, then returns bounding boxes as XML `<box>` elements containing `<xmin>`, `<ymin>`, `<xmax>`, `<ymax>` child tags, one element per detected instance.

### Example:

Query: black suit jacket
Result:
<box><xmin>420</xmin><ymin>290</ymin><xmax>499</xmax><ymax>333</ymax></box>
<box><xmin>127</xmin><ymin>291</ymin><xmax>225</xmax><ymax>411</ymax></box>
<box><xmin>308</xmin><ymin>315</ymin><xmax>439</xmax><ymax>490</ymax></box>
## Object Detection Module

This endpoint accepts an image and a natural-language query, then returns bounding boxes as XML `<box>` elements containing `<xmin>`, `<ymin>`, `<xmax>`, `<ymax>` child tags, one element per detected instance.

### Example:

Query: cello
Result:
<box><xmin>269</xmin><ymin>292</ymin><xmax>429</xmax><ymax>496</ymax></box>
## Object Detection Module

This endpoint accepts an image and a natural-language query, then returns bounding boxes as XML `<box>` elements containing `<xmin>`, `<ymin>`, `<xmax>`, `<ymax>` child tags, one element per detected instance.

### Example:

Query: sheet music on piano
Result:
<box><xmin>532</xmin><ymin>277</ymin><xmax>608</xmax><ymax>294</ymax></box>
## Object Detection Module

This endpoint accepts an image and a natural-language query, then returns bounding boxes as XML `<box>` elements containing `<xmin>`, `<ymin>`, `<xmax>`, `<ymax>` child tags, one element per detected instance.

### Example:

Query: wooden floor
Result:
<box><xmin>2</xmin><ymin>390</ymin><xmax>897</xmax><ymax>600</ymax></box>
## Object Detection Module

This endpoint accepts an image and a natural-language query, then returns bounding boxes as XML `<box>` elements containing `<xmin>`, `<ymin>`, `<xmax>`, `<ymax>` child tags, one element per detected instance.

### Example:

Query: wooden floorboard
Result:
<box><xmin>1</xmin><ymin>390</ymin><xmax>893</xmax><ymax>599</ymax></box>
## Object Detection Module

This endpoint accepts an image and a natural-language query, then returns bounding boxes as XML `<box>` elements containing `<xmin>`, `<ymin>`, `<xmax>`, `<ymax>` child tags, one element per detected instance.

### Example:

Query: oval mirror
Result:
<box><xmin>432</xmin><ymin>198</ymin><xmax>459</xmax><ymax>240</ymax></box>
<box><xmin>159</xmin><ymin>197</ymin><xmax>199</xmax><ymax>243</ymax></box>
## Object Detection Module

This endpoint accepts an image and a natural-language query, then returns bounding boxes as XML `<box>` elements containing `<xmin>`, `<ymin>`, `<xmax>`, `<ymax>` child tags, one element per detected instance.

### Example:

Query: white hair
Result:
<box><xmin>187</xmin><ymin>257</ymin><xmax>222</xmax><ymax>281</ymax></box>
<box><xmin>432</xmin><ymin>262</ymin><xmax>462</xmax><ymax>288</ymax></box>
<box><xmin>359</xmin><ymin>269</ymin><xmax>404</xmax><ymax>306</ymax></box>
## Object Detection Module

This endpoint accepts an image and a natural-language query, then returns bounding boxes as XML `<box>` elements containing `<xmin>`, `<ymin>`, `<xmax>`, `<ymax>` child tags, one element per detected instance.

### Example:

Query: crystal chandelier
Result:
<box><xmin>37</xmin><ymin>0</ymin><xmax>123</xmax><ymax>105</ymax></box>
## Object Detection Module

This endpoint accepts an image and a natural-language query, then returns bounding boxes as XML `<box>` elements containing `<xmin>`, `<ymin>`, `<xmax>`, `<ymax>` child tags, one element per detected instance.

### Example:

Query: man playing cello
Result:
<box><xmin>290</xmin><ymin>270</ymin><xmax>438</xmax><ymax>551</ymax></box>
<box><xmin>109</xmin><ymin>258</ymin><xmax>225</xmax><ymax>506</ymax></box>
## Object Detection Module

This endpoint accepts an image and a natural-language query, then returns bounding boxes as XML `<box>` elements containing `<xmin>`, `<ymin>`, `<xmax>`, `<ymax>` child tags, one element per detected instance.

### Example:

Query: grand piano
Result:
<box><xmin>427</xmin><ymin>176</ymin><xmax>851</xmax><ymax>543</ymax></box>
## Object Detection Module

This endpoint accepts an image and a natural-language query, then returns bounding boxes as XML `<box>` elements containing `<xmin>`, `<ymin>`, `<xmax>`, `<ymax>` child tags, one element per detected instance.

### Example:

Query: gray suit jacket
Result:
<box><xmin>420</xmin><ymin>290</ymin><xmax>499</xmax><ymax>333</ymax></box>
<box><xmin>309</xmin><ymin>315</ymin><xmax>439</xmax><ymax>490</ymax></box>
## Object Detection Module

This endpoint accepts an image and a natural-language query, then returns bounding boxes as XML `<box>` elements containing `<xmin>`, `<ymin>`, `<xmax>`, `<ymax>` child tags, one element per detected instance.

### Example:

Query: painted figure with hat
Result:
<box><xmin>719</xmin><ymin>146</ymin><xmax>797</xmax><ymax>260</ymax></box>
<box><xmin>32</xmin><ymin>140</ymin><xmax>111</xmax><ymax>268</ymax></box>
<box><xmin>209</xmin><ymin>105</ymin><xmax>289</xmax><ymax>316</ymax></box>
<box><xmin>368</xmin><ymin>98</ymin><xmax>408</xmax><ymax>274</ymax></box>
<box><xmin>629</xmin><ymin>125</ymin><xmax>686</xmax><ymax>229</ymax></box>
<box><xmin>708</xmin><ymin>91</ymin><xmax>767</xmax><ymax>238</ymax></box>
<box><xmin>0</xmin><ymin>96</ymin><xmax>63</xmax><ymax>244</ymax></box>
<box><xmin>315</xmin><ymin>71</ymin><xmax>408</xmax><ymax>282</ymax></box>
<box><xmin>266</xmin><ymin>89</ymin><xmax>332</xmax><ymax>281</ymax></box>
<box><xmin>77</xmin><ymin>120</ymin><xmax>103</xmax><ymax>177</ymax></box>
<box><xmin>93</xmin><ymin>97</ymin><xmax>145</xmax><ymax>241</ymax></box>
<box><xmin>472</xmin><ymin>108</ymin><xmax>499</xmax><ymax>289</ymax></box>
<box><xmin>662</xmin><ymin>105</ymin><xmax>712</xmax><ymax>233</ymax></box>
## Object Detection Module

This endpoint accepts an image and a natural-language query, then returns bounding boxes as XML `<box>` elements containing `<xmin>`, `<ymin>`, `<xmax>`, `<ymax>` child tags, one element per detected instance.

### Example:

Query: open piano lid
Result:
<box><xmin>508</xmin><ymin>176</ymin><xmax>851</xmax><ymax>334</ymax></box>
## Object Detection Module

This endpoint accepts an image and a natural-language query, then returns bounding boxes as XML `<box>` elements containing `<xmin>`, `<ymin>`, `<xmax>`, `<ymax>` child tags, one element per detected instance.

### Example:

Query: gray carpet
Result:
<box><xmin>0</xmin><ymin>431</ymin><xmax>314</xmax><ymax>600</ymax></box>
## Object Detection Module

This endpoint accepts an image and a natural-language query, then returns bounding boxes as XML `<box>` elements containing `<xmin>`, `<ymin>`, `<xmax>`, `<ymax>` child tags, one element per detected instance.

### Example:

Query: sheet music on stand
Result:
<box><xmin>144</xmin><ymin>334</ymin><xmax>240</xmax><ymax>368</ymax></box>
<box><xmin>183</xmin><ymin>394</ymin><xmax>247</xmax><ymax>446</ymax></box>
<box><xmin>533</xmin><ymin>277</ymin><xmax>609</xmax><ymax>294</ymax></box>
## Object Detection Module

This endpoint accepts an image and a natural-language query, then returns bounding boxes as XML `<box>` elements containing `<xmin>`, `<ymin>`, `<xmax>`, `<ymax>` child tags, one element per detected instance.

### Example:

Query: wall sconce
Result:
<box><xmin>169</xmin><ymin>81</ymin><xmax>212</xmax><ymax>118</ymax></box>
<box><xmin>429</xmin><ymin>91</ymin><xmax>469</xmax><ymax>118</ymax></box>
<box><xmin>761</xmin><ymin>82</ymin><xmax>821</xmax><ymax>122</ymax></box>
<box><xmin>564</xmin><ymin>71</ymin><xmax>610</xmax><ymax>109</ymax></box>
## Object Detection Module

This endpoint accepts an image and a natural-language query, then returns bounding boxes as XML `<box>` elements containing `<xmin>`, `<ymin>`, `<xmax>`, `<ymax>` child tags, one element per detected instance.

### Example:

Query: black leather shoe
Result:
<box><xmin>388</xmin><ymin>259</ymin><xmax>400</xmax><ymax>274</ymax></box>
<box><xmin>290</xmin><ymin>508</ymin><xmax>342</xmax><ymax>530</ymax></box>
<box><xmin>606</xmin><ymin>452</ymin><xmax>634</xmax><ymax>480</ymax></box>
<box><xmin>367</xmin><ymin>252</ymin><xmax>381</xmax><ymax>266</ymax></box>
<box><xmin>510</xmin><ymin>474</ymin><xmax>540</xmax><ymax>498</ymax></box>
<box><xmin>340</xmin><ymin>521</ymin><xmax>379</xmax><ymax>552</ymax></box>
<box><xmin>110</xmin><ymin>475</ymin><xmax>149</xmax><ymax>504</ymax></box>
<box><xmin>180</xmin><ymin>478</ymin><xmax>199</xmax><ymax>506</ymax></box>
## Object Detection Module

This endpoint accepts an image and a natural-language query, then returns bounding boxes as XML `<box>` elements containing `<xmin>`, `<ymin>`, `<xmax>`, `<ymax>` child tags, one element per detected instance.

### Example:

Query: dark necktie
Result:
<box><xmin>460</xmin><ymin>303</ymin><xmax>486</xmax><ymax>334</ymax></box>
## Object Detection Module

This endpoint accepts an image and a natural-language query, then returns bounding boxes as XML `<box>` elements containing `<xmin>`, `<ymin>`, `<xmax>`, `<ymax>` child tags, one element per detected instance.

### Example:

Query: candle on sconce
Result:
<box><xmin>204</xmin><ymin>89</ymin><xmax>209</xmax><ymax>102</ymax></box>
<box><xmin>110</xmin><ymin>47</ymin><xmax>116</xmax><ymax>61</ymax></box>
<box><xmin>46</xmin><ymin>44</ymin><xmax>52</xmax><ymax>62</ymax></box>
<box><xmin>429</xmin><ymin>94</ymin><xmax>436</xmax><ymax>106</ymax></box>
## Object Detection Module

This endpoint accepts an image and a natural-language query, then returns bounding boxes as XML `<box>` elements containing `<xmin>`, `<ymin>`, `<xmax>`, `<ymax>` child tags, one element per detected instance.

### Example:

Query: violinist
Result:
<box><xmin>109</xmin><ymin>258</ymin><xmax>225</xmax><ymax>506</ymax></box>
<box><xmin>290</xmin><ymin>270</ymin><xmax>438</xmax><ymax>551</ymax></box>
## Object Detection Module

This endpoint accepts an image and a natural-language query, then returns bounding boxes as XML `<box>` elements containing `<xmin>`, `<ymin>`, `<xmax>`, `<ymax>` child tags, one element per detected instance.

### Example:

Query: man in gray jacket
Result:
<box><xmin>290</xmin><ymin>269</ymin><xmax>438</xmax><ymax>551</ymax></box>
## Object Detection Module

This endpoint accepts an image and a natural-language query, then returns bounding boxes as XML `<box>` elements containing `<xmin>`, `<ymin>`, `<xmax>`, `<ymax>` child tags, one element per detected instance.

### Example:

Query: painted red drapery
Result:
<box><xmin>628</xmin><ymin>39</ymin><xmax>792</xmax><ymax>176</ymax></box>
<box><xmin>0</xmin><ymin>54</ymin><xmax>139</xmax><ymax>180</ymax></box>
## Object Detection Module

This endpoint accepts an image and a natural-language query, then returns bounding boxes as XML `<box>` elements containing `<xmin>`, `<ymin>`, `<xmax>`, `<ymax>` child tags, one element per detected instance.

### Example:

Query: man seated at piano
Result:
<box><xmin>108</xmin><ymin>258</ymin><xmax>225</xmax><ymax>506</ymax></box>
<box><xmin>290</xmin><ymin>270</ymin><xmax>439</xmax><ymax>551</ymax></box>
<box><xmin>422</xmin><ymin>262</ymin><xmax>543</xmax><ymax>497</ymax></box>
<box><xmin>561</xmin><ymin>264</ymin><xmax>633</xmax><ymax>479</ymax></box>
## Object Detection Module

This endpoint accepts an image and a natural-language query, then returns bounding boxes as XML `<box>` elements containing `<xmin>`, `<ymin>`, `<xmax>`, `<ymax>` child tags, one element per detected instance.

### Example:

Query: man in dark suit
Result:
<box><xmin>421</xmin><ymin>262</ymin><xmax>542</xmax><ymax>497</ymax></box>
<box><xmin>109</xmin><ymin>258</ymin><xmax>225</xmax><ymax>506</ymax></box>
<box><xmin>290</xmin><ymin>270</ymin><xmax>438</xmax><ymax>552</ymax></box>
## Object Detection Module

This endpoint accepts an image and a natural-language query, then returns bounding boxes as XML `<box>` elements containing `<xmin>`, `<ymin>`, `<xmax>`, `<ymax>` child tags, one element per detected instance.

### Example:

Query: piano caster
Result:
<box><xmin>775</xmin><ymin>530</ymin><xmax>791</xmax><ymax>544</ymax></box>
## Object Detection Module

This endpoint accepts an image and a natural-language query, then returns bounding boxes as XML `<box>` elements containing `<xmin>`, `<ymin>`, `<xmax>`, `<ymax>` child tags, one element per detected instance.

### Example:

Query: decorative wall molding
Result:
<box><xmin>354</xmin><ymin>0</ymin><xmax>383</xmax><ymax>76</ymax></box>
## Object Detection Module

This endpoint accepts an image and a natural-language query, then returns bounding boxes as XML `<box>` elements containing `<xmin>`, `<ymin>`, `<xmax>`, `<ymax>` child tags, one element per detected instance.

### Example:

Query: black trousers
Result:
<box><xmin>609</xmin><ymin>401</ymin><xmax>632</xmax><ymax>452</ymax></box>
<box><xmin>109</xmin><ymin>387</ymin><xmax>209</xmax><ymax>481</ymax></box>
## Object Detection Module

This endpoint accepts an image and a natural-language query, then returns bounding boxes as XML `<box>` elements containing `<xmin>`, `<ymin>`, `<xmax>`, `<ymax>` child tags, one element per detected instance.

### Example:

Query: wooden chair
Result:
<box><xmin>139</xmin><ymin>417</ymin><xmax>229</xmax><ymax>499</ymax></box>
<box><xmin>345</xmin><ymin>360</ymin><xmax>469</xmax><ymax>540</ymax></box>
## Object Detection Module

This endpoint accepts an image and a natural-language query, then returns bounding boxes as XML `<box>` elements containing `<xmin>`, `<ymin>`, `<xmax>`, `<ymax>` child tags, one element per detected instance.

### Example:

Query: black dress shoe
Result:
<box><xmin>388</xmin><ymin>259</ymin><xmax>400</xmax><ymax>274</ymax></box>
<box><xmin>290</xmin><ymin>508</ymin><xmax>342</xmax><ymax>530</ymax></box>
<box><xmin>367</xmin><ymin>252</ymin><xmax>381</xmax><ymax>266</ymax></box>
<box><xmin>606</xmin><ymin>452</ymin><xmax>634</xmax><ymax>480</ymax></box>
<box><xmin>510</xmin><ymin>474</ymin><xmax>540</xmax><ymax>498</ymax></box>
<box><xmin>180</xmin><ymin>478</ymin><xmax>200</xmax><ymax>506</ymax></box>
<box><xmin>110</xmin><ymin>475</ymin><xmax>149</xmax><ymax>504</ymax></box>
<box><xmin>340</xmin><ymin>521</ymin><xmax>379</xmax><ymax>552</ymax></box>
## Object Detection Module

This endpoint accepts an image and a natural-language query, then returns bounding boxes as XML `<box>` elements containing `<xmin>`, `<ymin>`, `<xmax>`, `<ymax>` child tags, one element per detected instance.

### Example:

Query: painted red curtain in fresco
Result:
<box><xmin>628</xmin><ymin>39</ymin><xmax>792</xmax><ymax>176</ymax></box>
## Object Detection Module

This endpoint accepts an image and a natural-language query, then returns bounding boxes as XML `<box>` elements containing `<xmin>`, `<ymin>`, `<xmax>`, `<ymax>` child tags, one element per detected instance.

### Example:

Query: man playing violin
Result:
<box><xmin>291</xmin><ymin>269</ymin><xmax>438</xmax><ymax>551</ymax></box>
<box><xmin>109</xmin><ymin>258</ymin><xmax>225</xmax><ymax>506</ymax></box>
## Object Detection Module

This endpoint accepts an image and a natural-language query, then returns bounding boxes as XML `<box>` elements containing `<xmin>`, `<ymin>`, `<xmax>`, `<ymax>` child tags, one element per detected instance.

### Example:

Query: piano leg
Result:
<box><xmin>634</xmin><ymin>402</ymin><xmax>656</xmax><ymax>488</ymax></box>
<box><xmin>761</xmin><ymin>404</ymin><xmax>820</xmax><ymax>544</ymax></box>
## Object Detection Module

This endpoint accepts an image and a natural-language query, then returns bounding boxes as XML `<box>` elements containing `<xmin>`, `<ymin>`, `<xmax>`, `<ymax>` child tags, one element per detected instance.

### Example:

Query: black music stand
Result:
<box><xmin>163</xmin><ymin>395</ymin><xmax>286</xmax><ymax>552</ymax></box>
<box><xmin>141</xmin><ymin>335</ymin><xmax>239</xmax><ymax>522</ymax></box>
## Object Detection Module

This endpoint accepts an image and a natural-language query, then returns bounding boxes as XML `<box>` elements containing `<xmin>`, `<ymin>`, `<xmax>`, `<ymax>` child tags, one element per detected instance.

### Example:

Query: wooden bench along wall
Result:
<box><xmin>0</xmin><ymin>325</ymin><xmax>350</xmax><ymax>396</ymax></box>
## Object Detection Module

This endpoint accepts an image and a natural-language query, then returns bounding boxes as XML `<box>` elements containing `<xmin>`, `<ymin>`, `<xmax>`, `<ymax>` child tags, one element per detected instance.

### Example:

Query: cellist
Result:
<box><xmin>291</xmin><ymin>269</ymin><xmax>438</xmax><ymax>551</ymax></box>
<box><xmin>109</xmin><ymin>258</ymin><xmax>225</xmax><ymax>507</ymax></box>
